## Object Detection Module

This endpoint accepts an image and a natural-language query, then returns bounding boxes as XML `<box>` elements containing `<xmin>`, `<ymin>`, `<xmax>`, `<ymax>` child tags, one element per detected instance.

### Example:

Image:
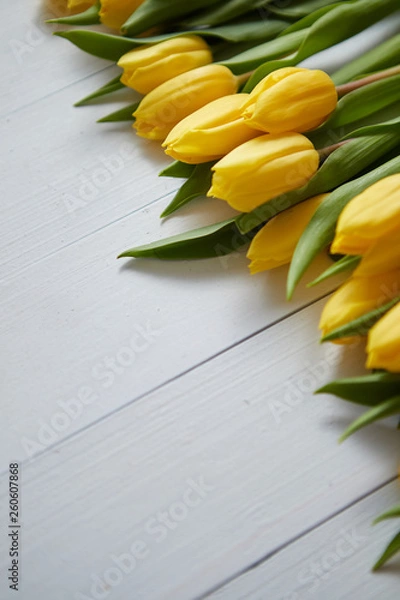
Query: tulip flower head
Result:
<box><xmin>355</xmin><ymin>228</ymin><xmax>400</xmax><ymax>277</ymax></box>
<box><xmin>242</xmin><ymin>67</ymin><xmax>338</xmax><ymax>134</ymax></box>
<box><xmin>133</xmin><ymin>65</ymin><xmax>239</xmax><ymax>141</ymax></box>
<box><xmin>319</xmin><ymin>269</ymin><xmax>400</xmax><ymax>343</ymax></box>
<box><xmin>163</xmin><ymin>94</ymin><xmax>261</xmax><ymax>164</ymax></box>
<box><xmin>208</xmin><ymin>132</ymin><xmax>320</xmax><ymax>212</ymax></box>
<box><xmin>367</xmin><ymin>301</ymin><xmax>400</xmax><ymax>372</ymax></box>
<box><xmin>331</xmin><ymin>174</ymin><xmax>400</xmax><ymax>255</ymax></box>
<box><xmin>247</xmin><ymin>194</ymin><xmax>328</xmax><ymax>274</ymax></box>
<box><xmin>118</xmin><ymin>36</ymin><xmax>213</xmax><ymax>95</ymax></box>
<box><xmin>99</xmin><ymin>0</ymin><xmax>145</xmax><ymax>29</ymax></box>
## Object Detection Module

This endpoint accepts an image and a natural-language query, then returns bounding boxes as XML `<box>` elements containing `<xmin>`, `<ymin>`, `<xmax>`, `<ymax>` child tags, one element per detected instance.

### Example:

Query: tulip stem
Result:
<box><xmin>236</xmin><ymin>71</ymin><xmax>255</xmax><ymax>87</ymax></box>
<box><xmin>336</xmin><ymin>65</ymin><xmax>400</xmax><ymax>97</ymax></box>
<box><xmin>318</xmin><ymin>140</ymin><xmax>351</xmax><ymax>162</ymax></box>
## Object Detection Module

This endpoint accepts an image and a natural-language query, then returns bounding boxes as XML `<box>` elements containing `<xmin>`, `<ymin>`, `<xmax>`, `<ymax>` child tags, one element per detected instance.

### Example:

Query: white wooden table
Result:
<box><xmin>1</xmin><ymin>3</ymin><xmax>400</xmax><ymax>599</ymax></box>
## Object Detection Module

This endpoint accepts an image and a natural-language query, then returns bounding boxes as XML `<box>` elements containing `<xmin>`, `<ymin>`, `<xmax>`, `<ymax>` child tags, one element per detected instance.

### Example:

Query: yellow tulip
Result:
<box><xmin>99</xmin><ymin>0</ymin><xmax>145</xmax><ymax>29</ymax></box>
<box><xmin>319</xmin><ymin>270</ymin><xmax>400</xmax><ymax>343</ymax></box>
<box><xmin>354</xmin><ymin>229</ymin><xmax>400</xmax><ymax>277</ymax></box>
<box><xmin>67</xmin><ymin>0</ymin><xmax>96</xmax><ymax>12</ymax></box>
<box><xmin>208</xmin><ymin>133</ymin><xmax>319</xmax><ymax>212</ymax></box>
<box><xmin>242</xmin><ymin>67</ymin><xmax>337</xmax><ymax>134</ymax></box>
<box><xmin>133</xmin><ymin>65</ymin><xmax>239</xmax><ymax>141</ymax></box>
<box><xmin>162</xmin><ymin>94</ymin><xmax>261</xmax><ymax>164</ymax></box>
<box><xmin>367</xmin><ymin>301</ymin><xmax>400</xmax><ymax>372</ymax></box>
<box><xmin>117</xmin><ymin>36</ymin><xmax>212</xmax><ymax>95</ymax></box>
<box><xmin>331</xmin><ymin>174</ymin><xmax>400</xmax><ymax>255</ymax></box>
<box><xmin>247</xmin><ymin>194</ymin><xmax>328</xmax><ymax>274</ymax></box>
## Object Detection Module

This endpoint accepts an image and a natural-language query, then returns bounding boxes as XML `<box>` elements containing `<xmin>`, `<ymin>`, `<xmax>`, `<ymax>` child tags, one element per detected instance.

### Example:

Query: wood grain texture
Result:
<box><xmin>207</xmin><ymin>482</ymin><xmax>400</xmax><ymax>600</ymax></box>
<box><xmin>1</xmin><ymin>194</ymin><xmax>343</xmax><ymax>462</ymax></box>
<box><xmin>0</xmin><ymin>0</ymin><xmax>109</xmax><ymax>118</ymax></box>
<box><xmin>0</xmin><ymin>300</ymin><xmax>398</xmax><ymax>600</ymax></box>
<box><xmin>1</xmin><ymin>6</ymin><xmax>400</xmax><ymax>600</ymax></box>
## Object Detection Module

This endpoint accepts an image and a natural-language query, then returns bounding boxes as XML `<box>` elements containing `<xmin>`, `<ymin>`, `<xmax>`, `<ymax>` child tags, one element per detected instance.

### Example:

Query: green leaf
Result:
<box><xmin>97</xmin><ymin>102</ymin><xmax>139</xmax><ymax>122</ymax></box>
<box><xmin>373</xmin><ymin>531</ymin><xmax>400</xmax><ymax>571</ymax></box>
<box><xmin>236</xmin><ymin>133</ymin><xmax>400</xmax><ymax>235</ymax></box>
<box><xmin>118</xmin><ymin>218</ymin><xmax>255</xmax><ymax>260</ymax></box>
<box><xmin>55</xmin><ymin>21</ymin><xmax>291</xmax><ymax>61</ymax></box>
<box><xmin>159</xmin><ymin>162</ymin><xmax>196</xmax><ymax>179</ymax></box>
<box><xmin>308</xmin><ymin>255</ymin><xmax>360</xmax><ymax>287</ymax></box>
<box><xmin>197</xmin><ymin>19</ymin><xmax>288</xmax><ymax>44</ymax></box>
<box><xmin>346</xmin><ymin>116</ymin><xmax>400</xmax><ymax>139</ymax></box>
<box><xmin>54</xmin><ymin>30</ymin><xmax>141</xmax><ymax>61</ymax></box>
<box><xmin>332</xmin><ymin>33</ymin><xmax>400</xmax><ymax>85</ymax></box>
<box><xmin>287</xmin><ymin>149</ymin><xmax>400</xmax><ymax>299</ymax></box>
<box><xmin>219</xmin><ymin>29</ymin><xmax>306</xmax><ymax>74</ymax></box>
<box><xmin>321</xmin><ymin>297</ymin><xmax>400</xmax><ymax>343</ymax></box>
<box><xmin>74</xmin><ymin>75</ymin><xmax>125</xmax><ymax>106</ymax></box>
<box><xmin>320</xmin><ymin>74</ymin><xmax>400</xmax><ymax>131</ymax></box>
<box><xmin>374</xmin><ymin>505</ymin><xmax>400</xmax><ymax>525</ymax></box>
<box><xmin>316</xmin><ymin>373</ymin><xmax>400</xmax><ymax>407</ymax></box>
<box><xmin>245</xmin><ymin>0</ymin><xmax>400</xmax><ymax>91</ymax></box>
<box><xmin>339</xmin><ymin>395</ymin><xmax>400</xmax><ymax>442</ymax></box>
<box><xmin>183</xmin><ymin>0</ymin><xmax>271</xmax><ymax>27</ymax></box>
<box><xmin>160</xmin><ymin>163</ymin><xmax>214</xmax><ymax>218</ymax></box>
<box><xmin>121</xmin><ymin>0</ymin><xmax>217</xmax><ymax>36</ymax></box>
<box><xmin>269</xmin><ymin>0</ymin><xmax>346</xmax><ymax>20</ymax></box>
<box><xmin>46</xmin><ymin>1</ymin><xmax>100</xmax><ymax>25</ymax></box>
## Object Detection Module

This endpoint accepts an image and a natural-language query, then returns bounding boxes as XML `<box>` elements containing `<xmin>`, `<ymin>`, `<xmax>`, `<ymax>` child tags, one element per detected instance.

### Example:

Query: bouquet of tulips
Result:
<box><xmin>50</xmin><ymin>0</ymin><xmax>400</xmax><ymax>569</ymax></box>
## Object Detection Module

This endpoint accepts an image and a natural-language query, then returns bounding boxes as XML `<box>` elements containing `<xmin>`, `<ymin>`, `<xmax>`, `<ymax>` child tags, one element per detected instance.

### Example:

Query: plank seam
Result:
<box><xmin>198</xmin><ymin>476</ymin><xmax>398</xmax><ymax>600</ymax></box>
<box><xmin>2</xmin><ymin>291</ymin><xmax>334</xmax><ymax>475</ymax></box>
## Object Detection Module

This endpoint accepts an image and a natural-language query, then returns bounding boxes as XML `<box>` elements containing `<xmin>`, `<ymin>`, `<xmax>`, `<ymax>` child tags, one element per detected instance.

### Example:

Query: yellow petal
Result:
<box><xmin>331</xmin><ymin>174</ymin><xmax>400</xmax><ymax>255</ymax></box>
<box><xmin>118</xmin><ymin>37</ymin><xmax>212</xmax><ymax>94</ymax></box>
<box><xmin>247</xmin><ymin>194</ymin><xmax>328</xmax><ymax>273</ymax></box>
<box><xmin>208</xmin><ymin>133</ymin><xmax>319</xmax><ymax>212</ymax></box>
<box><xmin>354</xmin><ymin>228</ymin><xmax>400</xmax><ymax>277</ymax></box>
<box><xmin>163</xmin><ymin>94</ymin><xmax>261</xmax><ymax>164</ymax></box>
<box><xmin>367</xmin><ymin>302</ymin><xmax>400</xmax><ymax>372</ymax></box>
<box><xmin>319</xmin><ymin>269</ymin><xmax>400</xmax><ymax>342</ymax></box>
<box><xmin>99</xmin><ymin>0</ymin><xmax>145</xmax><ymax>29</ymax></box>
<box><xmin>242</xmin><ymin>67</ymin><xmax>337</xmax><ymax>134</ymax></box>
<box><xmin>133</xmin><ymin>65</ymin><xmax>238</xmax><ymax>141</ymax></box>
<box><xmin>67</xmin><ymin>0</ymin><xmax>96</xmax><ymax>11</ymax></box>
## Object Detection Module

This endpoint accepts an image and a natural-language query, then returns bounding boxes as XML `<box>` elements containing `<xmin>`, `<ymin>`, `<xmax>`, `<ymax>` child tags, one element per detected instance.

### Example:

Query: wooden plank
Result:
<box><xmin>2</xmin><ymin>186</ymin><xmax>347</xmax><ymax>463</ymax></box>
<box><xmin>207</xmin><ymin>481</ymin><xmax>400</xmax><ymax>600</ymax></box>
<box><xmin>0</xmin><ymin>0</ymin><xmax>112</xmax><ymax>117</ymax></box>
<box><xmin>0</xmin><ymin>74</ymin><xmax>177</xmax><ymax>280</ymax></box>
<box><xmin>0</xmin><ymin>301</ymin><xmax>398</xmax><ymax>599</ymax></box>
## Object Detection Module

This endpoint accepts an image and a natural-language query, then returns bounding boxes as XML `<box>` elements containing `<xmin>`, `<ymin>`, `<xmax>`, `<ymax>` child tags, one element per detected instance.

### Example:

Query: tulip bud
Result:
<box><xmin>247</xmin><ymin>194</ymin><xmax>328</xmax><ymax>274</ymax></box>
<box><xmin>208</xmin><ymin>133</ymin><xmax>319</xmax><ymax>212</ymax></box>
<box><xmin>118</xmin><ymin>36</ymin><xmax>213</xmax><ymax>95</ymax></box>
<box><xmin>67</xmin><ymin>0</ymin><xmax>96</xmax><ymax>12</ymax></box>
<box><xmin>163</xmin><ymin>94</ymin><xmax>261</xmax><ymax>164</ymax></box>
<box><xmin>100</xmin><ymin>0</ymin><xmax>145</xmax><ymax>30</ymax></box>
<box><xmin>242</xmin><ymin>67</ymin><xmax>338</xmax><ymax>134</ymax></box>
<box><xmin>367</xmin><ymin>301</ymin><xmax>400</xmax><ymax>372</ymax></box>
<box><xmin>319</xmin><ymin>270</ymin><xmax>400</xmax><ymax>343</ymax></box>
<box><xmin>354</xmin><ymin>229</ymin><xmax>400</xmax><ymax>278</ymax></box>
<box><xmin>133</xmin><ymin>65</ymin><xmax>239</xmax><ymax>141</ymax></box>
<box><xmin>331</xmin><ymin>174</ymin><xmax>400</xmax><ymax>255</ymax></box>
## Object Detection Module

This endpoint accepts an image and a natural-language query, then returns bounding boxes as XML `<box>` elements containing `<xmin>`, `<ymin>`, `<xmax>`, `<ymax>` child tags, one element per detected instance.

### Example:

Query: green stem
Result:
<box><xmin>336</xmin><ymin>65</ymin><xmax>400</xmax><ymax>97</ymax></box>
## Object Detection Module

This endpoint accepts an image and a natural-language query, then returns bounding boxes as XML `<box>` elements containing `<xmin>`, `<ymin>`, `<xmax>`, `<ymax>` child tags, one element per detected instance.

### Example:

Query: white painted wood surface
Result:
<box><xmin>1</xmin><ymin>3</ymin><xmax>399</xmax><ymax>599</ymax></box>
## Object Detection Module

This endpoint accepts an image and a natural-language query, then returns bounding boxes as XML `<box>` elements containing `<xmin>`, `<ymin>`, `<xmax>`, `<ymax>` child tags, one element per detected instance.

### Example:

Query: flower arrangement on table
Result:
<box><xmin>49</xmin><ymin>0</ymin><xmax>400</xmax><ymax>569</ymax></box>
